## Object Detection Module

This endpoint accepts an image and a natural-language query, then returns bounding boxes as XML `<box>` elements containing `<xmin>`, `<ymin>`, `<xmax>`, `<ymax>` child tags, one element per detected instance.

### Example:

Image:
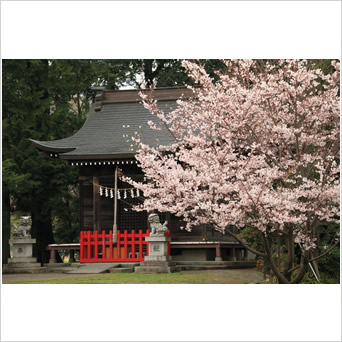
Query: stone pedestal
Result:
<box><xmin>135</xmin><ymin>235</ymin><xmax>177</xmax><ymax>273</ymax></box>
<box><xmin>3</xmin><ymin>237</ymin><xmax>46</xmax><ymax>274</ymax></box>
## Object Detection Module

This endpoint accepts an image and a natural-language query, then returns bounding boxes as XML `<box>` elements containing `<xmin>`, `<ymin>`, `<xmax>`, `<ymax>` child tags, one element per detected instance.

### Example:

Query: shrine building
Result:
<box><xmin>31</xmin><ymin>87</ymin><xmax>250</xmax><ymax>262</ymax></box>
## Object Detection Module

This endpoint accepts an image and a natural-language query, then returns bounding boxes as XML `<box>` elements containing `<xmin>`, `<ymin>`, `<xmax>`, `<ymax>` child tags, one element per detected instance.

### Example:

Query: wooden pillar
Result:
<box><xmin>49</xmin><ymin>249</ymin><xmax>56</xmax><ymax>264</ymax></box>
<box><xmin>231</xmin><ymin>246</ymin><xmax>236</xmax><ymax>261</ymax></box>
<box><xmin>244</xmin><ymin>248</ymin><xmax>248</xmax><ymax>260</ymax></box>
<box><xmin>201</xmin><ymin>224</ymin><xmax>207</xmax><ymax>241</ymax></box>
<box><xmin>79</xmin><ymin>177</ymin><xmax>85</xmax><ymax>232</ymax></box>
<box><xmin>165</xmin><ymin>212</ymin><xmax>171</xmax><ymax>238</ymax></box>
<box><xmin>69</xmin><ymin>250</ymin><xmax>75</xmax><ymax>263</ymax></box>
<box><xmin>235</xmin><ymin>248</ymin><xmax>242</xmax><ymax>261</ymax></box>
<box><xmin>93</xmin><ymin>176</ymin><xmax>101</xmax><ymax>231</ymax></box>
<box><xmin>215</xmin><ymin>244</ymin><xmax>222</xmax><ymax>261</ymax></box>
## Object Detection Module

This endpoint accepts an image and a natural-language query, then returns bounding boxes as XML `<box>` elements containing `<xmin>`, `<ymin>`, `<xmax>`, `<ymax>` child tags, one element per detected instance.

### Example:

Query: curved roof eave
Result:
<box><xmin>30</xmin><ymin>139</ymin><xmax>76</xmax><ymax>153</ymax></box>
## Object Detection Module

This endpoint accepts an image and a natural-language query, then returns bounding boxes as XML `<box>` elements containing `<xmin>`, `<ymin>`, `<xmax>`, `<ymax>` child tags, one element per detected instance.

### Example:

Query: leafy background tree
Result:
<box><xmin>3</xmin><ymin>59</ymin><xmax>110</xmax><ymax>263</ymax></box>
<box><xmin>3</xmin><ymin>59</ymin><xmax>87</xmax><ymax>263</ymax></box>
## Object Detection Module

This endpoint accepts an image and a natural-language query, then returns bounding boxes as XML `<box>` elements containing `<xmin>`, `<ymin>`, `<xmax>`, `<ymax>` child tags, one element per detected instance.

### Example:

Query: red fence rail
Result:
<box><xmin>80</xmin><ymin>230</ymin><xmax>170</xmax><ymax>263</ymax></box>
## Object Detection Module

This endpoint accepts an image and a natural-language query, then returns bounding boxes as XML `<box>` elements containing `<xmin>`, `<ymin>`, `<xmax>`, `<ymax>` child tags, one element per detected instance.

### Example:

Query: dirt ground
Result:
<box><xmin>2</xmin><ymin>272</ymin><xmax>93</xmax><ymax>283</ymax></box>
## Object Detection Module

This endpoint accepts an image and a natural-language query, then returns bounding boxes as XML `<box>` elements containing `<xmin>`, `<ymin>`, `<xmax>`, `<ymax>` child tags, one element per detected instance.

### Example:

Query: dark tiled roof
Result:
<box><xmin>30</xmin><ymin>89</ymin><xmax>184</xmax><ymax>160</ymax></box>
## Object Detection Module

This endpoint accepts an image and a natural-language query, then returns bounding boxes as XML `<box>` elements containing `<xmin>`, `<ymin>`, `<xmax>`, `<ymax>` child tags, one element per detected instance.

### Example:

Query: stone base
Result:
<box><xmin>3</xmin><ymin>255</ymin><xmax>46</xmax><ymax>274</ymax></box>
<box><xmin>134</xmin><ymin>261</ymin><xmax>177</xmax><ymax>274</ymax></box>
<box><xmin>135</xmin><ymin>233</ymin><xmax>176</xmax><ymax>273</ymax></box>
<box><xmin>9</xmin><ymin>237</ymin><xmax>36</xmax><ymax>259</ymax></box>
<box><xmin>43</xmin><ymin>262</ymin><xmax>72</xmax><ymax>267</ymax></box>
<box><xmin>8</xmin><ymin>257</ymin><xmax>37</xmax><ymax>264</ymax></box>
<box><xmin>109</xmin><ymin>267</ymin><xmax>133</xmax><ymax>273</ymax></box>
<box><xmin>3</xmin><ymin>263</ymin><xmax>47</xmax><ymax>274</ymax></box>
<box><xmin>5</xmin><ymin>262</ymin><xmax>41</xmax><ymax>269</ymax></box>
<box><xmin>144</xmin><ymin>255</ymin><xmax>172</xmax><ymax>262</ymax></box>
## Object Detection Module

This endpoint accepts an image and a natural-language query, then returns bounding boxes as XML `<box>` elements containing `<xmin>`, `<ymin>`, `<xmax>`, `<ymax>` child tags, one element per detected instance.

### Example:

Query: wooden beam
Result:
<box><xmin>215</xmin><ymin>244</ymin><xmax>222</xmax><ymax>261</ymax></box>
<box><xmin>79</xmin><ymin>177</ymin><xmax>84</xmax><ymax>231</ymax></box>
<box><xmin>166</xmin><ymin>212</ymin><xmax>171</xmax><ymax>236</ymax></box>
<box><xmin>93</xmin><ymin>176</ymin><xmax>101</xmax><ymax>231</ymax></box>
<box><xmin>171</xmin><ymin>244</ymin><xmax>219</xmax><ymax>249</ymax></box>
<box><xmin>231</xmin><ymin>246</ymin><xmax>236</xmax><ymax>261</ymax></box>
<box><xmin>201</xmin><ymin>224</ymin><xmax>207</xmax><ymax>240</ymax></box>
<box><xmin>113</xmin><ymin>167</ymin><xmax>118</xmax><ymax>242</ymax></box>
<box><xmin>215</xmin><ymin>244</ymin><xmax>221</xmax><ymax>257</ymax></box>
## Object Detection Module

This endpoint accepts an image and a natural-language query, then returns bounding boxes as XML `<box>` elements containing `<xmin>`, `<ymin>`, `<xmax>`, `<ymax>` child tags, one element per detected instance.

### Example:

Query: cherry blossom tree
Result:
<box><xmin>126</xmin><ymin>60</ymin><xmax>340</xmax><ymax>284</ymax></box>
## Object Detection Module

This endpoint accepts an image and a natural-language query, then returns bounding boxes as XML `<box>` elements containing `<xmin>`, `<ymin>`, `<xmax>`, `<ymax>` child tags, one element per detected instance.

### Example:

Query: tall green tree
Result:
<box><xmin>3</xmin><ymin>60</ymin><xmax>77</xmax><ymax>263</ymax></box>
<box><xmin>129</xmin><ymin>59</ymin><xmax>226</xmax><ymax>88</ymax></box>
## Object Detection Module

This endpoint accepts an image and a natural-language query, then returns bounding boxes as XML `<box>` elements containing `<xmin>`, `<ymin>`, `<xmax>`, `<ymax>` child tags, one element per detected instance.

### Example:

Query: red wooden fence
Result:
<box><xmin>80</xmin><ymin>230</ymin><xmax>170</xmax><ymax>263</ymax></box>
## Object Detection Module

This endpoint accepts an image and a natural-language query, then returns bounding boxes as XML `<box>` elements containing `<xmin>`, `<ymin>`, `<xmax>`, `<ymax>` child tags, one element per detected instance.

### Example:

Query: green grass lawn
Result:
<box><xmin>3</xmin><ymin>269</ymin><xmax>264</xmax><ymax>284</ymax></box>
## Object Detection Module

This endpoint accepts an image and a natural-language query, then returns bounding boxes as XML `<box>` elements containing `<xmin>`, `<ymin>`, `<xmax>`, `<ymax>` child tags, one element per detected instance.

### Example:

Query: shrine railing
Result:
<box><xmin>80</xmin><ymin>230</ymin><xmax>170</xmax><ymax>263</ymax></box>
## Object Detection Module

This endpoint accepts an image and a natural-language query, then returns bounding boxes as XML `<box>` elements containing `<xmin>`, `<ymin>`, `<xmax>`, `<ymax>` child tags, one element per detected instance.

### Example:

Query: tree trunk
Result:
<box><xmin>290</xmin><ymin>254</ymin><xmax>308</xmax><ymax>284</ymax></box>
<box><xmin>283</xmin><ymin>228</ymin><xmax>294</xmax><ymax>281</ymax></box>
<box><xmin>310</xmin><ymin>252</ymin><xmax>320</xmax><ymax>280</ymax></box>
<box><xmin>31</xmin><ymin>207</ymin><xmax>61</xmax><ymax>264</ymax></box>
<box><xmin>2</xmin><ymin>183</ymin><xmax>11</xmax><ymax>265</ymax></box>
<box><xmin>77</xmin><ymin>92</ymin><xmax>82</xmax><ymax>116</ymax></box>
<box><xmin>143</xmin><ymin>59</ymin><xmax>166</xmax><ymax>86</ymax></box>
<box><xmin>269</xmin><ymin>270</ymin><xmax>274</xmax><ymax>284</ymax></box>
<box><xmin>311</xmin><ymin>223</ymin><xmax>320</xmax><ymax>280</ymax></box>
<box><xmin>262</xmin><ymin>234</ymin><xmax>290</xmax><ymax>284</ymax></box>
<box><xmin>143</xmin><ymin>59</ymin><xmax>154</xmax><ymax>86</ymax></box>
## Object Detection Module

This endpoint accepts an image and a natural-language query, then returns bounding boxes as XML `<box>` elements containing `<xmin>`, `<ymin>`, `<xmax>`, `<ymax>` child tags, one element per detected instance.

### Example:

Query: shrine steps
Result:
<box><xmin>108</xmin><ymin>267</ymin><xmax>134</xmax><ymax>273</ymax></box>
<box><xmin>35</xmin><ymin>261</ymin><xmax>256</xmax><ymax>274</ymax></box>
<box><xmin>66</xmin><ymin>263</ymin><xmax>119</xmax><ymax>274</ymax></box>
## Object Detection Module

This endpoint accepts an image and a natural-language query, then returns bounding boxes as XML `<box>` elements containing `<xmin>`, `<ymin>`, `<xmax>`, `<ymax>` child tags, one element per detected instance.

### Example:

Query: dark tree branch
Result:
<box><xmin>220</xmin><ymin>226</ymin><xmax>267</xmax><ymax>258</ymax></box>
<box><xmin>262</xmin><ymin>233</ymin><xmax>289</xmax><ymax>284</ymax></box>
<box><xmin>288</xmin><ymin>239</ymin><xmax>340</xmax><ymax>273</ymax></box>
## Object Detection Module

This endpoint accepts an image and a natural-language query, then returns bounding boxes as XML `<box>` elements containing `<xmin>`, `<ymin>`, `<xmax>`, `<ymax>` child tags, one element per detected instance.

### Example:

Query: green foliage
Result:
<box><xmin>316</xmin><ymin>221</ymin><xmax>340</xmax><ymax>281</ymax></box>
<box><xmin>53</xmin><ymin>185</ymin><xmax>80</xmax><ymax>243</ymax></box>
<box><xmin>125</xmin><ymin>59</ymin><xmax>226</xmax><ymax>88</ymax></box>
<box><xmin>318</xmin><ymin>247</ymin><xmax>340</xmax><ymax>281</ymax></box>
<box><xmin>238</xmin><ymin>226</ymin><xmax>265</xmax><ymax>254</ymax></box>
<box><xmin>300</xmin><ymin>271</ymin><xmax>339</xmax><ymax>284</ymax></box>
<box><xmin>308</xmin><ymin>59</ymin><xmax>336</xmax><ymax>75</ymax></box>
<box><xmin>127</xmin><ymin>59</ymin><xmax>190</xmax><ymax>87</ymax></box>
<box><xmin>2</xmin><ymin>60</ymin><xmax>89</xmax><ymax>253</ymax></box>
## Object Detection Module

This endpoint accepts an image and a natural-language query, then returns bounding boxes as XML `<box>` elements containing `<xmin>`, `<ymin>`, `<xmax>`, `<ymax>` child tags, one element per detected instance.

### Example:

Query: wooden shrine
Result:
<box><xmin>31</xmin><ymin>87</ymin><xmax>248</xmax><ymax>262</ymax></box>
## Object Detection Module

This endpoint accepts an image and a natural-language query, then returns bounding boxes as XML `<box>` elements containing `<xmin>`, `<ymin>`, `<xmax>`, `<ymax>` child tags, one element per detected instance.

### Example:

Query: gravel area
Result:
<box><xmin>2</xmin><ymin>272</ymin><xmax>93</xmax><ymax>283</ymax></box>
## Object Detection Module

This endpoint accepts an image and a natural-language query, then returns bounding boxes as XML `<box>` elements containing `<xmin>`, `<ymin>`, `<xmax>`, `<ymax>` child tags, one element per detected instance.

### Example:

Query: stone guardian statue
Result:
<box><xmin>13</xmin><ymin>216</ymin><xmax>32</xmax><ymax>238</ymax></box>
<box><xmin>148</xmin><ymin>213</ymin><xmax>168</xmax><ymax>236</ymax></box>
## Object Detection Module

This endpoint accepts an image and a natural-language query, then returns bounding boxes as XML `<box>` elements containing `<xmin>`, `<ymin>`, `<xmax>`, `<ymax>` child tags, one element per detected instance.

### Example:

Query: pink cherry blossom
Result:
<box><xmin>125</xmin><ymin>60</ymin><xmax>340</xmax><ymax>284</ymax></box>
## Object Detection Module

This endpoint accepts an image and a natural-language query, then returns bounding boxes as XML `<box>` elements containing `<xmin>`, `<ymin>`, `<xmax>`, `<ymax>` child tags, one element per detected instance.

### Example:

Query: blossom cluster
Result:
<box><xmin>126</xmin><ymin>60</ymin><xmax>340</xmax><ymax>251</ymax></box>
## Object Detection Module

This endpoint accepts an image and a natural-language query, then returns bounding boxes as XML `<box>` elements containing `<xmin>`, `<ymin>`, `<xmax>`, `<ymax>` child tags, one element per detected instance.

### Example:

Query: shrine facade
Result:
<box><xmin>31</xmin><ymin>87</ymin><xmax>249</xmax><ymax>262</ymax></box>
